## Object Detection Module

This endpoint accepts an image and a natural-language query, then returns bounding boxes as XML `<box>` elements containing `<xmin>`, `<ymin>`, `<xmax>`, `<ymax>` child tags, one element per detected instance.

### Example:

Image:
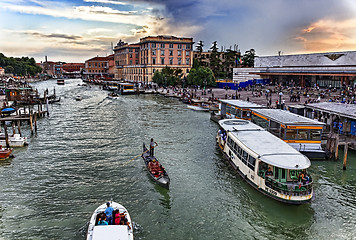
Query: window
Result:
<box><xmin>152</xmin><ymin>58</ymin><xmax>156</xmax><ymax>64</ymax></box>
<box><xmin>310</xmin><ymin>130</ymin><xmax>321</xmax><ymax>140</ymax></box>
<box><xmin>161</xmin><ymin>50</ymin><xmax>165</xmax><ymax>56</ymax></box>
<box><xmin>135</xmin><ymin>60</ymin><xmax>138</xmax><ymax>64</ymax></box>
<box><xmin>129</xmin><ymin>49</ymin><xmax>133</xmax><ymax>52</ymax></box>
<box><xmin>186</xmin><ymin>58</ymin><xmax>190</xmax><ymax>65</ymax></box>
<box><xmin>153</xmin><ymin>69</ymin><xmax>156</xmax><ymax>73</ymax></box>
<box><xmin>242</xmin><ymin>150</ymin><xmax>248</xmax><ymax>165</ymax></box>
<box><xmin>136</xmin><ymin>54</ymin><xmax>138</xmax><ymax>58</ymax></box>
<box><xmin>169</xmin><ymin>50</ymin><xmax>173</xmax><ymax>56</ymax></box>
<box><xmin>186</xmin><ymin>44</ymin><xmax>191</xmax><ymax>49</ymax></box>
<box><xmin>129</xmin><ymin>54</ymin><xmax>132</xmax><ymax>58</ymax></box>
<box><xmin>160</xmin><ymin>43</ymin><xmax>165</xmax><ymax>48</ymax></box>
<box><xmin>169</xmin><ymin>43</ymin><xmax>173</xmax><ymax>48</ymax></box>
<box><xmin>286</xmin><ymin>129</ymin><xmax>297</xmax><ymax>140</ymax></box>
<box><xmin>152</xmin><ymin>43</ymin><xmax>156</xmax><ymax>48</ymax></box>
<box><xmin>178</xmin><ymin>58</ymin><xmax>181</xmax><ymax>65</ymax></box>
<box><xmin>178</xmin><ymin>50</ymin><xmax>181</xmax><ymax>56</ymax></box>
<box><xmin>161</xmin><ymin>58</ymin><xmax>165</xmax><ymax>64</ymax></box>
<box><xmin>129</xmin><ymin>60</ymin><xmax>132</xmax><ymax>65</ymax></box>
<box><xmin>248</xmin><ymin>156</ymin><xmax>256</xmax><ymax>170</ymax></box>
<box><xmin>178</xmin><ymin>44</ymin><xmax>182</xmax><ymax>49</ymax></box>
<box><xmin>169</xmin><ymin>58</ymin><xmax>173</xmax><ymax>65</ymax></box>
<box><xmin>297</xmin><ymin>130</ymin><xmax>308</xmax><ymax>140</ymax></box>
<box><xmin>152</xmin><ymin>50</ymin><xmax>156</xmax><ymax>56</ymax></box>
<box><xmin>186</xmin><ymin>51</ymin><xmax>190</xmax><ymax>56</ymax></box>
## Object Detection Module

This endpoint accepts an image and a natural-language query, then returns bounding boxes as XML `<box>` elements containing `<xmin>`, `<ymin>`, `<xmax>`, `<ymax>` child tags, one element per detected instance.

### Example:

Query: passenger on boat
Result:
<box><xmin>298</xmin><ymin>171</ymin><xmax>305</xmax><ymax>182</ymax></box>
<box><xmin>104</xmin><ymin>202</ymin><xmax>114</xmax><ymax>225</ymax></box>
<box><xmin>114</xmin><ymin>211</ymin><xmax>121</xmax><ymax>225</ymax></box>
<box><xmin>119</xmin><ymin>212</ymin><xmax>131</xmax><ymax>230</ymax></box>
<box><xmin>97</xmin><ymin>215</ymin><xmax>108</xmax><ymax>225</ymax></box>
<box><xmin>148</xmin><ymin>159</ymin><xmax>163</xmax><ymax>176</ymax></box>
<box><xmin>150</xmin><ymin>138</ymin><xmax>158</xmax><ymax>156</ymax></box>
<box><xmin>265</xmin><ymin>167</ymin><xmax>273</xmax><ymax>177</ymax></box>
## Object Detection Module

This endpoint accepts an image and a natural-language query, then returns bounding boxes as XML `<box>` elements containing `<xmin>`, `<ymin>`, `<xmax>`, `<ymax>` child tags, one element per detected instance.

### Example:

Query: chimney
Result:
<box><xmin>45</xmin><ymin>56</ymin><xmax>48</xmax><ymax>62</ymax></box>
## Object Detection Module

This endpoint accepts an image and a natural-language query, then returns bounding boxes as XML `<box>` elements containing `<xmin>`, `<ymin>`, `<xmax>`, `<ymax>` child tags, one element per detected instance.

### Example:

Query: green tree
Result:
<box><xmin>187</xmin><ymin>66</ymin><xmax>215</xmax><ymax>87</ymax></box>
<box><xmin>209</xmin><ymin>41</ymin><xmax>221</xmax><ymax>78</ymax></box>
<box><xmin>196</xmin><ymin>40</ymin><xmax>204</xmax><ymax>60</ymax></box>
<box><xmin>241</xmin><ymin>49</ymin><xmax>256</xmax><ymax>67</ymax></box>
<box><xmin>152</xmin><ymin>66</ymin><xmax>183</xmax><ymax>86</ymax></box>
<box><xmin>223</xmin><ymin>49</ymin><xmax>241</xmax><ymax>78</ymax></box>
<box><xmin>0</xmin><ymin>53</ymin><xmax>42</xmax><ymax>76</ymax></box>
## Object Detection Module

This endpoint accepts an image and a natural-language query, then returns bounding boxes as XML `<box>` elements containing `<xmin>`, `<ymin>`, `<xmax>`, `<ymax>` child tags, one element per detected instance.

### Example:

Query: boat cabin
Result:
<box><xmin>118</xmin><ymin>83</ymin><xmax>135</xmax><ymax>95</ymax></box>
<box><xmin>217</xmin><ymin>119</ymin><xmax>313</xmax><ymax>204</ymax></box>
<box><xmin>251</xmin><ymin>108</ymin><xmax>326</xmax><ymax>159</ymax></box>
<box><xmin>218</xmin><ymin>100</ymin><xmax>265</xmax><ymax>120</ymax></box>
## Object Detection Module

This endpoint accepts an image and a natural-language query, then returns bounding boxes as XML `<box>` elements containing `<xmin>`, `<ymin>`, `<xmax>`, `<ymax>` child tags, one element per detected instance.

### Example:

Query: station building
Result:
<box><xmin>113</xmin><ymin>35</ymin><xmax>194</xmax><ymax>82</ymax></box>
<box><xmin>233</xmin><ymin>51</ymin><xmax>356</xmax><ymax>88</ymax></box>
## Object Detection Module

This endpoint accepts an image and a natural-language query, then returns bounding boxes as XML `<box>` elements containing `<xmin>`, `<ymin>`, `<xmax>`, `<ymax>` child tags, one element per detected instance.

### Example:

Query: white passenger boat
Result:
<box><xmin>87</xmin><ymin>201</ymin><xmax>133</xmax><ymax>240</ymax></box>
<box><xmin>0</xmin><ymin>133</ymin><xmax>27</xmax><ymax>147</ymax></box>
<box><xmin>187</xmin><ymin>100</ymin><xmax>210</xmax><ymax>111</ymax></box>
<box><xmin>118</xmin><ymin>83</ymin><xmax>135</xmax><ymax>95</ymax></box>
<box><xmin>217</xmin><ymin>119</ymin><xmax>313</xmax><ymax>204</ymax></box>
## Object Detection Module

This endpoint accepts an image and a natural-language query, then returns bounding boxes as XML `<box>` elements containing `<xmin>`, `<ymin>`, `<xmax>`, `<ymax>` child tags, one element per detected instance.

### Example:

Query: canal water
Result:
<box><xmin>0</xmin><ymin>78</ymin><xmax>355</xmax><ymax>239</ymax></box>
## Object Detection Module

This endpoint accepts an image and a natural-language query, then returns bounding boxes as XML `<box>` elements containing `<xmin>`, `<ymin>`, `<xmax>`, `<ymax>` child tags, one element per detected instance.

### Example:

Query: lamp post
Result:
<box><xmin>279</xmin><ymin>91</ymin><xmax>283</xmax><ymax>109</ymax></box>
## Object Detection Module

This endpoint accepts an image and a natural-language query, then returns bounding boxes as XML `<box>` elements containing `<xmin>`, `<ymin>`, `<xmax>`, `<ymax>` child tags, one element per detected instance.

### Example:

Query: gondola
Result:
<box><xmin>142</xmin><ymin>143</ymin><xmax>170</xmax><ymax>189</ymax></box>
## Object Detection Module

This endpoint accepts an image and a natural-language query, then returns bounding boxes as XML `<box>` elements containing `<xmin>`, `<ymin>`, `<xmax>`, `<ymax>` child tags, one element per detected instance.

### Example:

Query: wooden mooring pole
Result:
<box><xmin>334</xmin><ymin>134</ymin><xmax>339</xmax><ymax>161</ymax></box>
<box><xmin>343</xmin><ymin>143</ymin><xmax>348</xmax><ymax>170</ymax></box>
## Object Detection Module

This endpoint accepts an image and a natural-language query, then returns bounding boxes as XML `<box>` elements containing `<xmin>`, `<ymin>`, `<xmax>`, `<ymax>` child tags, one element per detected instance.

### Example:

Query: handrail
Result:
<box><xmin>264</xmin><ymin>176</ymin><xmax>313</xmax><ymax>196</ymax></box>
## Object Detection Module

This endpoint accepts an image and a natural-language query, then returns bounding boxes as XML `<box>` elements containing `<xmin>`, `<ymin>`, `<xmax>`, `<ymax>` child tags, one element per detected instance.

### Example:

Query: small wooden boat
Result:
<box><xmin>142</xmin><ymin>143</ymin><xmax>170</xmax><ymax>189</ymax></box>
<box><xmin>0</xmin><ymin>146</ymin><xmax>13</xmax><ymax>160</ymax></box>
<box><xmin>87</xmin><ymin>201</ymin><xmax>133</xmax><ymax>240</ymax></box>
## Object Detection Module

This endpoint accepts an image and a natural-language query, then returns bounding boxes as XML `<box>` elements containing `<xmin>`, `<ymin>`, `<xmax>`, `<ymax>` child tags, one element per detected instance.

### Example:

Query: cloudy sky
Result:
<box><xmin>1</xmin><ymin>0</ymin><xmax>356</xmax><ymax>62</ymax></box>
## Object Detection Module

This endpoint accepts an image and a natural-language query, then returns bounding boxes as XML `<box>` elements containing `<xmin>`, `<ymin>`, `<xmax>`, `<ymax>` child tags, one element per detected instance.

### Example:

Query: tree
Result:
<box><xmin>241</xmin><ymin>49</ymin><xmax>256</xmax><ymax>67</ymax></box>
<box><xmin>223</xmin><ymin>49</ymin><xmax>241</xmax><ymax>78</ymax></box>
<box><xmin>152</xmin><ymin>66</ymin><xmax>183</xmax><ymax>86</ymax></box>
<box><xmin>0</xmin><ymin>53</ymin><xmax>42</xmax><ymax>76</ymax></box>
<box><xmin>209</xmin><ymin>41</ymin><xmax>221</xmax><ymax>78</ymax></box>
<box><xmin>196</xmin><ymin>40</ymin><xmax>204</xmax><ymax>59</ymax></box>
<box><xmin>186</xmin><ymin>66</ymin><xmax>215</xmax><ymax>87</ymax></box>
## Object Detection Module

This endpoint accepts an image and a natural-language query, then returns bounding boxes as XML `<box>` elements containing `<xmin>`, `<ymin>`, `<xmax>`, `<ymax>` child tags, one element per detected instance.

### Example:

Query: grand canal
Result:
<box><xmin>0</xmin><ymin>78</ymin><xmax>355</xmax><ymax>239</ymax></box>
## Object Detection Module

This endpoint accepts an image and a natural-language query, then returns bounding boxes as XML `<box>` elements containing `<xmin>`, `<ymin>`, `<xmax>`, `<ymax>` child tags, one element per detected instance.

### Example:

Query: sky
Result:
<box><xmin>1</xmin><ymin>0</ymin><xmax>356</xmax><ymax>63</ymax></box>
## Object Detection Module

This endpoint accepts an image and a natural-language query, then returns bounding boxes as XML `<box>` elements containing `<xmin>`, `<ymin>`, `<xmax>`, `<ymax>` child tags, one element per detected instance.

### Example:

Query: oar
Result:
<box><xmin>122</xmin><ymin>145</ymin><xmax>158</xmax><ymax>166</ymax></box>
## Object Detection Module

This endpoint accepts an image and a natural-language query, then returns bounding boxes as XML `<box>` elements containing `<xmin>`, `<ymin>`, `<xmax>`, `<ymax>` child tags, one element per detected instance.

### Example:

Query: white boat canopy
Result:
<box><xmin>219</xmin><ymin>119</ymin><xmax>311</xmax><ymax>170</ymax></box>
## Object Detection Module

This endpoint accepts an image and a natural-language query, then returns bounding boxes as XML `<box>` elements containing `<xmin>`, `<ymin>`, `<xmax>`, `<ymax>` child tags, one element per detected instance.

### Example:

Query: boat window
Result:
<box><xmin>297</xmin><ymin>130</ymin><xmax>308</xmax><ymax>140</ymax></box>
<box><xmin>226</xmin><ymin>105</ymin><xmax>231</xmax><ymax>115</ymax></box>
<box><xmin>242</xmin><ymin>151</ymin><xmax>248</xmax><ymax>165</ymax></box>
<box><xmin>310</xmin><ymin>129</ymin><xmax>321</xmax><ymax>140</ymax></box>
<box><xmin>285</xmin><ymin>129</ymin><xmax>297</xmax><ymax>140</ymax></box>
<box><xmin>274</xmin><ymin>166</ymin><xmax>279</xmax><ymax>179</ymax></box>
<box><xmin>230</xmin><ymin>107</ymin><xmax>236</xmax><ymax>115</ymax></box>
<box><xmin>242</xmin><ymin>110</ymin><xmax>248</xmax><ymax>119</ymax></box>
<box><xmin>280</xmin><ymin>128</ymin><xmax>285</xmax><ymax>139</ymax></box>
<box><xmin>251</xmin><ymin>114</ymin><xmax>269</xmax><ymax>129</ymax></box>
<box><xmin>247</xmin><ymin>156</ymin><xmax>256</xmax><ymax>170</ymax></box>
<box><xmin>235</xmin><ymin>109</ymin><xmax>241</xmax><ymax>118</ymax></box>
<box><xmin>237</xmin><ymin>146</ymin><xmax>242</xmax><ymax>157</ymax></box>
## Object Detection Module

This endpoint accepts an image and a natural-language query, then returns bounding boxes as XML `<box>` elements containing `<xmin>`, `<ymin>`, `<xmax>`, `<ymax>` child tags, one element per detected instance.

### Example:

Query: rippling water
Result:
<box><xmin>0</xmin><ymin>78</ymin><xmax>355</xmax><ymax>239</ymax></box>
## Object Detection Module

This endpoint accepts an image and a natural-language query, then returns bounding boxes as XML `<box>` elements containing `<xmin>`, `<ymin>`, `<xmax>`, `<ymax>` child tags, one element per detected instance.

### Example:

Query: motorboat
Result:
<box><xmin>217</xmin><ymin>119</ymin><xmax>313</xmax><ymax>204</ymax></box>
<box><xmin>0</xmin><ymin>146</ymin><xmax>13</xmax><ymax>160</ymax></box>
<box><xmin>75</xmin><ymin>96</ymin><xmax>82</xmax><ymax>101</ymax></box>
<box><xmin>0</xmin><ymin>133</ymin><xmax>27</xmax><ymax>147</ymax></box>
<box><xmin>142</xmin><ymin>143</ymin><xmax>170</xmax><ymax>189</ymax></box>
<box><xmin>87</xmin><ymin>201</ymin><xmax>133</xmax><ymax>240</ymax></box>
<box><xmin>57</xmin><ymin>79</ymin><xmax>65</xmax><ymax>85</ymax></box>
<box><xmin>107</xmin><ymin>92</ymin><xmax>119</xmax><ymax>99</ymax></box>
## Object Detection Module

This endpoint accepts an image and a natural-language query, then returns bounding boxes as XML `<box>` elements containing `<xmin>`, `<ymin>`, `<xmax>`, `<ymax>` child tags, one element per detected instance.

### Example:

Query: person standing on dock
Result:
<box><xmin>150</xmin><ymin>138</ymin><xmax>158</xmax><ymax>156</ymax></box>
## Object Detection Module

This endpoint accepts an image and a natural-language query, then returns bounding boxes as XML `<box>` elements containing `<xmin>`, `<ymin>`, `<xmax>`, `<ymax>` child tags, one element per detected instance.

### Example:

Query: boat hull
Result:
<box><xmin>219</xmin><ymin>147</ymin><xmax>312</xmax><ymax>204</ymax></box>
<box><xmin>0</xmin><ymin>148</ymin><xmax>13</xmax><ymax>160</ymax></box>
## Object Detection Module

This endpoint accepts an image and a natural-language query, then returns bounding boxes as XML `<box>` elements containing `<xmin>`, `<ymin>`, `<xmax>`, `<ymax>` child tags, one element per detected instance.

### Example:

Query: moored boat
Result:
<box><xmin>217</xmin><ymin>119</ymin><xmax>313</xmax><ymax>204</ymax></box>
<box><xmin>1</xmin><ymin>107</ymin><xmax>16</xmax><ymax>116</ymax></box>
<box><xmin>0</xmin><ymin>133</ymin><xmax>27</xmax><ymax>147</ymax></box>
<box><xmin>87</xmin><ymin>201</ymin><xmax>133</xmax><ymax>240</ymax></box>
<box><xmin>187</xmin><ymin>100</ymin><xmax>210</xmax><ymax>112</ymax></box>
<box><xmin>107</xmin><ymin>92</ymin><xmax>119</xmax><ymax>99</ymax></box>
<box><xmin>142</xmin><ymin>143</ymin><xmax>170</xmax><ymax>189</ymax></box>
<box><xmin>0</xmin><ymin>146</ymin><xmax>13</xmax><ymax>160</ymax></box>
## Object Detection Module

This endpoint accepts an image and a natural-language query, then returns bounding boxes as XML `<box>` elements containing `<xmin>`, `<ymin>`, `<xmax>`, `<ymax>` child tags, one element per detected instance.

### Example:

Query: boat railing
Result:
<box><xmin>264</xmin><ymin>176</ymin><xmax>313</xmax><ymax>196</ymax></box>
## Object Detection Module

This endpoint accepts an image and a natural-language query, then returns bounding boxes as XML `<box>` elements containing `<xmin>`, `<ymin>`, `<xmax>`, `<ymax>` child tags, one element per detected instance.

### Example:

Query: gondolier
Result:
<box><xmin>150</xmin><ymin>138</ymin><xmax>158</xmax><ymax>156</ymax></box>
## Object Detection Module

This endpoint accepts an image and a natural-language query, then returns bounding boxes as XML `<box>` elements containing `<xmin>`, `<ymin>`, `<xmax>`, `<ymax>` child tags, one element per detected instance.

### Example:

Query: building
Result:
<box><xmin>113</xmin><ymin>35</ymin><xmax>194</xmax><ymax>82</ymax></box>
<box><xmin>0</xmin><ymin>67</ymin><xmax>4</xmax><ymax>75</ymax></box>
<box><xmin>233</xmin><ymin>51</ymin><xmax>356</xmax><ymax>88</ymax></box>
<box><xmin>84</xmin><ymin>54</ymin><xmax>114</xmax><ymax>79</ymax></box>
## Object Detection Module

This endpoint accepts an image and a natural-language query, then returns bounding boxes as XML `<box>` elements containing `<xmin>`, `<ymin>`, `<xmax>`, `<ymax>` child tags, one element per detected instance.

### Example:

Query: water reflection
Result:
<box><xmin>154</xmin><ymin>184</ymin><xmax>171</xmax><ymax>209</ymax></box>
